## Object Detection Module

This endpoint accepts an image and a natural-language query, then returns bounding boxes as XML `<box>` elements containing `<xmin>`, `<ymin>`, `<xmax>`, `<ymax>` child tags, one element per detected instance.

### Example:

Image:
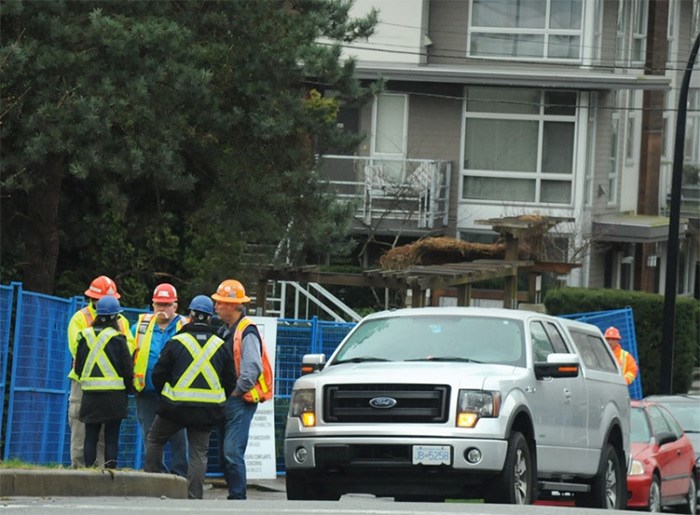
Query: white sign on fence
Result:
<box><xmin>243</xmin><ymin>316</ymin><xmax>277</xmax><ymax>479</ymax></box>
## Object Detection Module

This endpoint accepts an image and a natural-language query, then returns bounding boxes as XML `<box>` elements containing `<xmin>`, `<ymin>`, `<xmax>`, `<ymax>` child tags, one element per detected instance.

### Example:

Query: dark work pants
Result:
<box><xmin>145</xmin><ymin>415</ymin><xmax>211</xmax><ymax>499</ymax></box>
<box><xmin>84</xmin><ymin>420</ymin><xmax>121</xmax><ymax>468</ymax></box>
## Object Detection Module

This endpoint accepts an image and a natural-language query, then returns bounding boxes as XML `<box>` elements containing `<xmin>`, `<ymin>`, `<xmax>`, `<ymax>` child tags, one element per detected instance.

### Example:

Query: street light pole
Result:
<box><xmin>659</xmin><ymin>31</ymin><xmax>700</xmax><ymax>394</ymax></box>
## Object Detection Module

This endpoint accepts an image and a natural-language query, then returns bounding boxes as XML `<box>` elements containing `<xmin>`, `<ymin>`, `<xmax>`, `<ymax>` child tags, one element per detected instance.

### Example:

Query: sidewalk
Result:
<box><xmin>0</xmin><ymin>468</ymin><xmax>286</xmax><ymax>499</ymax></box>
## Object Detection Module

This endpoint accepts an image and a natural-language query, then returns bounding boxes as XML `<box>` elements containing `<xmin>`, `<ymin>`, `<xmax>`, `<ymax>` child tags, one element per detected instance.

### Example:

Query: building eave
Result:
<box><xmin>354</xmin><ymin>62</ymin><xmax>671</xmax><ymax>91</ymax></box>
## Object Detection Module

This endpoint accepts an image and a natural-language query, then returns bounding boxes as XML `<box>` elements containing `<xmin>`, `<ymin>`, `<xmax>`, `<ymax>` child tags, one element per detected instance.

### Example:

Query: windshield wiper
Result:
<box><xmin>331</xmin><ymin>356</ymin><xmax>391</xmax><ymax>365</ymax></box>
<box><xmin>405</xmin><ymin>356</ymin><xmax>482</xmax><ymax>363</ymax></box>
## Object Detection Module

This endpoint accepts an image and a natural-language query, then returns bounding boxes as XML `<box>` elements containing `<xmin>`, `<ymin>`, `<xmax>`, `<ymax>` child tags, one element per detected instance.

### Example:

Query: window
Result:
<box><xmin>568</xmin><ymin>330</ymin><xmax>619</xmax><ymax>372</ymax></box>
<box><xmin>685</xmin><ymin>89</ymin><xmax>700</xmax><ymax>166</ymax></box>
<box><xmin>584</xmin><ymin>95</ymin><xmax>598</xmax><ymax>206</ymax></box>
<box><xmin>647</xmin><ymin>405</ymin><xmax>673</xmax><ymax>435</ymax></box>
<box><xmin>693</xmin><ymin>0</ymin><xmax>700</xmax><ymax>43</ymax></box>
<box><xmin>530</xmin><ymin>321</ymin><xmax>556</xmax><ymax>362</ymax></box>
<box><xmin>616</xmin><ymin>0</ymin><xmax>648</xmax><ymax>65</ymax></box>
<box><xmin>545</xmin><ymin>322</ymin><xmax>570</xmax><ymax>353</ymax></box>
<box><xmin>371</xmin><ymin>94</ymin><xmax>407</xmax><ymax>183</ymax></box>
<box><xmin>609</xmin><ymin>92</ymin><xmax>621</xmax><ymax>206</ymax></box>
<box><xmin>631</xmin><ymin>0</ymin><xmax>648</xmax><ymax>63</ymax></box>
<box><xmin>625</xmin><ymin>91</ymin><xmax>637</xmax><ymax>163</ymax></box>
<box><xmin>467</xmin><ymin>0</ymin><xmax>583</xmax><ymax>61</ymax></box>
<box><xmin>462</xmin><ymin>87</ymin><xmax>577</xmax><ymax>204</ymax></box>
<box><xmin>657</xmin><ymin>405</ymin><xmax>684</xmax><ymax>439</ymax></box>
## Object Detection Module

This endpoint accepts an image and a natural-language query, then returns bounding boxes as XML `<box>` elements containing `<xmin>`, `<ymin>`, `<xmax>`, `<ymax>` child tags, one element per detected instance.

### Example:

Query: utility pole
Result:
<box><xmin>659</xmin><ymin>32</ymin><xmax>700</xmax><ymax>394</ymax></box>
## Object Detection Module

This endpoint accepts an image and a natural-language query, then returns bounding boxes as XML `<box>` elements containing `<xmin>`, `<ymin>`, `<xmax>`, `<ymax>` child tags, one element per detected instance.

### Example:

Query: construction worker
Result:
<box><xmin>145</xmin><ymin>295</ymin><xmax>236</xmax><ymax>499</ymax></box>
<box><xmin>66</xmin><ymin>275</ymin><xmax>134</xmax><ymax>468</ymax></box>
<box><xmin>74</xmin><ymin>295</ymin><xmax>134</xmax><ymax>468</ymax></box>
<box><xmin>212</xmin><ymin>279</ymin><xmax>272</xmax><ymax>500</ymax></box>
<box><xmin>604</xmin><ymin>326</ymin><xmax>639</xmax><ymax>385</ymax></box>
<box><xmin>131</xmin><ymin>283</ymin><xmax>188</xmax><ymax>477</ymax></box>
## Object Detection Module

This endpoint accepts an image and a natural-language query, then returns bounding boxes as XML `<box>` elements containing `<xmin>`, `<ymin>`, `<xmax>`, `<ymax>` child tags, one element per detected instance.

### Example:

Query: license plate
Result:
<box><xmin>412</xmin><ymin>445</ymin><xmax>451</xmax><ymax>465</ymax></box>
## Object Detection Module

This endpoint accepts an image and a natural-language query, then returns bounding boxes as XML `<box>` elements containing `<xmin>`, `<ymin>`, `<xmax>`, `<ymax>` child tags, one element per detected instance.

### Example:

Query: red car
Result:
<box><xmin>627</xmin><ymin>399</ymin><xmax>697</xmax><ymax>512</ymax></box>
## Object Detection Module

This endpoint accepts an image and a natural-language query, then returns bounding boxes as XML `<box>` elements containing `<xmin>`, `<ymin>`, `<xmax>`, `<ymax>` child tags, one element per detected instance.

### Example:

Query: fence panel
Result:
<box><xmin>4</xmin><ymin>286</ymin><xmax>74</xmax><ymax>463</ymax></box>
<box><xmin>560</xmin><ymin>307</ymin><xmax>642</xmax><ymax>399</ymax></box>
<box><xmin>0</xmin><ymin>283</ymin><xmax>15</xmax><ymax>437</ymax></box>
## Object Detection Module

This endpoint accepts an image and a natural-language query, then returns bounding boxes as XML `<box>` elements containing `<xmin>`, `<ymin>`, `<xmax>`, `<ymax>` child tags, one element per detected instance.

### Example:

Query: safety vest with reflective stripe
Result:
<box><xmin>613</xmin><ymin>346</ymin><xmax>638</xmax><ymax>385</ymax></box>
<box><xmin>161</xmin><ymin>333</ymin><xmax>225</xmax><ymax>404</ymax></box>
<box><xmin>233</xmin><ymin>317</ymin><xmax>273</xmax><ymax>403</ymax></box>
<box><xmin>79</xmin><ymin>327</ymin><xmax>126</xmax><ymax>391</ymax></box>
<box><xmin>133</xmin><ymin>314</ymin><xmax>187</xmax><ymax>392</ymax></box>
<box><xmin>67</xmin><ymin>305</ymin><xmax>135</xmax><ymax>380</ymax></box>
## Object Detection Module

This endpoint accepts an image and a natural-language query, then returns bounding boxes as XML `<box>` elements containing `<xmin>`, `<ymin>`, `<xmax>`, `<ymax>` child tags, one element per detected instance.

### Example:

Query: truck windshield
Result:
<box><xmin>331</xmin><ymin>315</ymin><xmax>525</xmax><ymax>367</ymax></box>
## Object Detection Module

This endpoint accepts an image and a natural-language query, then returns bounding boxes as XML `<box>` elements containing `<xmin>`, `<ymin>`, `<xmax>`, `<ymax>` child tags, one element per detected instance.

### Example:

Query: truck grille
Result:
<box><xmin>323</xmin><ymin>384</ymin><xmax>450</xmax><ymax>423</ymax></box>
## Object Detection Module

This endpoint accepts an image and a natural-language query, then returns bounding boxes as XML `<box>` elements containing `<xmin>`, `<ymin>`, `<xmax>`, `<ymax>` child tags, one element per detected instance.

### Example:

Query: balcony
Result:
<box><xmin>664</xmin><ymin>184</ymin><xmax>700</xmax><ymax>219</ymax></box>
<box><xmin>315</xmin><ymin>155</ymin><xmax>451</xmax><ymax>236</ymax></box>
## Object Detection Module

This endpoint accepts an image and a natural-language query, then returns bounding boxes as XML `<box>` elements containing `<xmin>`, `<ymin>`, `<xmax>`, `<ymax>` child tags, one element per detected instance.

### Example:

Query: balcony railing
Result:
<box><xmin>664</xmin><ymin>184</ymin><xmax>700</xmax><ymax>219</ymax></box>
<box><xmin>315</xmin><ymin>155</ymin><xmax>451</xmax><ymax>231</ymax></box>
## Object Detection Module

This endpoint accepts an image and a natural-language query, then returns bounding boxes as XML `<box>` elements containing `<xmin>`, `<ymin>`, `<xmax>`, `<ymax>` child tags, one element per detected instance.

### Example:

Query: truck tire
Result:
<box><xmin>485</xmin><ymin>431</ymin><xmax>533</xmax><ymax>505</ymax></box>
<box><xmin>576</xmin><ymin>443</ymin><xmax>625</xmax><ymax>509</ymax></box>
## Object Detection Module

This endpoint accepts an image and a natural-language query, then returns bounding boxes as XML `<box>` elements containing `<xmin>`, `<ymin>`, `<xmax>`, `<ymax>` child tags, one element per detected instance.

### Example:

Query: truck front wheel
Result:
<box><xmin>485</xmin><ymin>431</ymin><xmax>534</xmax><ymax>504</ymax></box>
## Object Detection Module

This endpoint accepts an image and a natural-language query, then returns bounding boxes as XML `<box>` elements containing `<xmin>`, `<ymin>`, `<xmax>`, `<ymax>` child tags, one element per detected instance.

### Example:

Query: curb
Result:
<box><xmin>0</xmin><ymin>469</ymin><xmax>187</xmax><ymax>498</ymax></box>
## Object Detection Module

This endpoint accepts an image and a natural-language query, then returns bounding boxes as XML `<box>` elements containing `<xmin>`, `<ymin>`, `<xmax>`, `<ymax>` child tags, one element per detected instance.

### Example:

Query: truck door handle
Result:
<box><xmin>563</xmin><ymin>388</ymin><xmax>572</xmax><ymax>403</ymax></box>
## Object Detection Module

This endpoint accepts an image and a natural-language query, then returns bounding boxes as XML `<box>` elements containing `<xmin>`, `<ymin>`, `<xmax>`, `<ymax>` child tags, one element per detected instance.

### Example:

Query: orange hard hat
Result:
<box><xmin>211</xmin><ymin>279</ymin><xmax>251</xmax><ymax>304</ymax></box>
<box><xmin>84</xmin><ymin>275</ymin><xmax>121</xmax><ymax>300</ymax></box>
<box><xmin>152</xmin><ymin>283</ymin><xmax>178</xmax><ymax>303</ymax></box>
<box><xmin>604</xmin><ymin>327</ymin><xmax>622</xmax><ymax>340</ymax></box>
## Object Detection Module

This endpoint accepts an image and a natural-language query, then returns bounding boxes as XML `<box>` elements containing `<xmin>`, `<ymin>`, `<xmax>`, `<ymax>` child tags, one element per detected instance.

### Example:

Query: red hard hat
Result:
<box><xmin>211</xmin><ymin>279</ymin><xmax>251</xmax><ymax>304</ymax></box>
<box><xmin>152</xmin><ymin>283</ymin><xmax>177</xmax><ymax>303</ymax></box>
<box><xmin>85</xmin><ymin>275</ymin><xmax>121</xmax><ymax>300</ymax></box>
<box><xmin>604</xmin><ymin>327</ymin><xmax>622</xmax><ymax>340</ymax></box>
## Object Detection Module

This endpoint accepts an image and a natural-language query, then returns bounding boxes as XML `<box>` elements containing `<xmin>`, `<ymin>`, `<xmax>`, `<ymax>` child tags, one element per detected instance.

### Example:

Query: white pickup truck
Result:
<box><xmin>284</xmin><ymin>307</ymin><xmax>631</xmax><ymax>508</ymax></box>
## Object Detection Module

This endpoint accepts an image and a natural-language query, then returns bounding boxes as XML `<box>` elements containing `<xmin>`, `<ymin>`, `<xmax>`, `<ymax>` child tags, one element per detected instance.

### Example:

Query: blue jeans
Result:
<box><xmin>217</xmin><ymin>396</ymin><xmax>257</xmax><ymax>499</ymax></box>
<box><xmin>136</xmin><ymin>391</ymin><xmax>188</xmax><ymax>477</ymax></box>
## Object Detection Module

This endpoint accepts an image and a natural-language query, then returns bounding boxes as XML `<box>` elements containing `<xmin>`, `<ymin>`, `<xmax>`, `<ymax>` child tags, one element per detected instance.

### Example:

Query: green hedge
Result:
<box><xmin>544</xmin><ymin>287</ymin><xmax>700</xmax><ymax>396</ymax></box>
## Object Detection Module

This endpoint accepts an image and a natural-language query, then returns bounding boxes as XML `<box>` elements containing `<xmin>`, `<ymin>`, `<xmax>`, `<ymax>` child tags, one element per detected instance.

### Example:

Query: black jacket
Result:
<box><xmin>152</xmin><ymin>321</ymin><xmax>236</xmax><ymax>429</ymax></box>
<box><xmin>75</xmin><ymin>322</ymin><xmax>134</xmax><ymax>423</ymax></box>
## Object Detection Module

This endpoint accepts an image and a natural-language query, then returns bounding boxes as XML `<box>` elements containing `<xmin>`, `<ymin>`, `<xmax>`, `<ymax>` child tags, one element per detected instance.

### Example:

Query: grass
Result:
<box><xmin>0</xmin><ymin>458</ymin><xmax>67</xmax><ymax>469</ymax></box>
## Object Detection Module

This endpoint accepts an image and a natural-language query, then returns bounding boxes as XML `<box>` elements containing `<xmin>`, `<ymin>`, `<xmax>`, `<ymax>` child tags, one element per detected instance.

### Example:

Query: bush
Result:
<box><xmin>544</xmin><ymin>287</ymin><xmax>699</xmax><ymax>395</ymax></box>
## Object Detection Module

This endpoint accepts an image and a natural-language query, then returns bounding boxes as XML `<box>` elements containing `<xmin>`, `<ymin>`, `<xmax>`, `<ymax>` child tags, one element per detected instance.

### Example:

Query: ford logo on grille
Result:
<box><xmin>369</xmin><ymin>396</ymin><xmax>397</xmax><ymax>409</ymax></box>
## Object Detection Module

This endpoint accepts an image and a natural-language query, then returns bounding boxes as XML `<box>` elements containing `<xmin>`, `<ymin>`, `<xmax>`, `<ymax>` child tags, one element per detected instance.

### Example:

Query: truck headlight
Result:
<box><xmin>290</xmin><ymin>389</ymin><xmax>316</xmax><ymax>427</ymax></box>
<box><xmin>457</xmin><ymin>390</ymin><xmax>501</xmax><ymax>428</ymax></box>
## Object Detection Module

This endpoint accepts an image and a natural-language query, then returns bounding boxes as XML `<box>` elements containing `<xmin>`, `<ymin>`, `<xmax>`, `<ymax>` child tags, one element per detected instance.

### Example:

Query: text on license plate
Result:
<box><xmin>412</xmin><ymin>445</ymin><xmax>451</xmax><ymax>465</ymax></box>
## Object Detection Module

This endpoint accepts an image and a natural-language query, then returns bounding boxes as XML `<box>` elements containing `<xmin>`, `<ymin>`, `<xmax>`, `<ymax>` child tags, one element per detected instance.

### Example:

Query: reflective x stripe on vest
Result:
<box><xmin>132</xmin><ymin>314</ymin><xmax>186</xmax><ymax>391</ymax></box>
<box><xmin>233</xmin><ymin>317</ymin><xmax>273</xmax><ymax>403</ymax></box>
<box><xmin>161</xmin><ymin>333</ymin><xmax>225</xmax><ymax>404</ymax></box>
<box><xmin>80</xmin><ymin>327</ymin><xmax>125</xmax><ymax>390</ymax></box>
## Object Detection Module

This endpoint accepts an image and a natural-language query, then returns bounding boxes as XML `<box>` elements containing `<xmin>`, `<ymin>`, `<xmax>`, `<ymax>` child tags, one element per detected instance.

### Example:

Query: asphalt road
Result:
<box><xmin>0</xmin><ymin>493</ymin><xmax>640</xmax><ymax>515</ymax></box>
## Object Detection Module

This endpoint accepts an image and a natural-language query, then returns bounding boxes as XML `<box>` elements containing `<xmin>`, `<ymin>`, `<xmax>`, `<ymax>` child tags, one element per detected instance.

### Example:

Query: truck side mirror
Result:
<box><xmin>301</xmin><ymin>353</ymin><xmax>326</xmax><ymax>375</ymax></box>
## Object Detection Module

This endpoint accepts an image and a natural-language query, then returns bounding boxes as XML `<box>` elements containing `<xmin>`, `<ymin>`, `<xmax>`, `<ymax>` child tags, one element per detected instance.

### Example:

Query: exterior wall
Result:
<box><xmin>427</xmin><ymin>0</ymin><xmax>469</xmax><ymax>65</ymax></box>
<box><xmin>344</xmin><ymin>0</ymin><xmax>428</xmax><ymax>64</ymax></box>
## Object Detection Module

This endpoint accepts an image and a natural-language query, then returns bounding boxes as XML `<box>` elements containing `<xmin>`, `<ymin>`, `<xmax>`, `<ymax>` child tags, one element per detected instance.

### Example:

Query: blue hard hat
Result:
<box><xmin>96</xmin><ymin>295</ymin><xmax>122</xmax><ymax>316</ymax></box>
<box><xmin>188</xmin><ymin>295</ymin><xmax>214</xmax><ymax>316</ymax></box>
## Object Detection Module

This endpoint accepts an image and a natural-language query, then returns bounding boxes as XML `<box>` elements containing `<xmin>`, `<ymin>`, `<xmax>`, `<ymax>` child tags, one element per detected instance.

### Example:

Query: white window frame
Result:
<box><xmin>625</xmin><ymin>91</ymin><xmax>638</xmax><ymax>164</ymax></box>
<box><xmin>685</xmin><ymin>89</ymin><xmax>700</xmax><ymax>166</ymax></box>
<box><xmin>466</xmin><ymin>0</ymin><xmax>584</xmax><ymax>62</ymax></box>
<box><xmin>616</xmin><ymin>0</ymin><xmax>648</xmax><ymax>66</ymax></box>
<box><xmin>584</xmin><ymin>94</ymin><xmax>597</xmax><ymax>207</ymax></box>
<box><xmin>609</xmin><ymin>92</ymin><xmax>621</xmax><ymax>207</ymax></box>
<box><xmin>460</xmin><ymin>88</ymin><xmax>578</xmax><ymax>206</ymax></box>
<box><xmin>693</xmin><ymin>0</ymin><xmax>700</xmax><ymax>42</ymax></box>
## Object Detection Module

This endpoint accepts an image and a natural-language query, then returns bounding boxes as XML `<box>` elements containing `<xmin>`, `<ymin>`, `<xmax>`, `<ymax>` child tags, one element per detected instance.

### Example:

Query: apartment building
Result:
<box><xmin>317</xmin><ymin>0</ymin><xmax>699</xmax><ymax>298</ymax></box>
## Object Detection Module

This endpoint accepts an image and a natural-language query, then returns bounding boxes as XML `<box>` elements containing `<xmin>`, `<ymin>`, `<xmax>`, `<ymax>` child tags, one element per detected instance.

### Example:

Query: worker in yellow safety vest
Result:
<box><xmin>66</xmin><ymin>275</ymin><xmax>134</xmax><ymax>468</ymax></box>
<box><xmin>131</xmin><ymin>283</ymin><xmax>189</xmax><ymax>477</ymax></box>
<box><xmin>605</xmin><ymin>326</ymin><xmax>639</xmax><ymax>385</ymax></box>
<box><xmin>145</xmin><ymin>295</ymin><xmax>236</xmax><ymax>499</ymax></box>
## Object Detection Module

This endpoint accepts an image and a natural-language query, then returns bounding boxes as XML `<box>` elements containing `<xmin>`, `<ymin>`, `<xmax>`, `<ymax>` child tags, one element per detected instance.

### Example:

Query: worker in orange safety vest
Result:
<box><xmin>604</xmin><ymin>326</ymin><xmax>639</xmax><ymax>385</ymax></box>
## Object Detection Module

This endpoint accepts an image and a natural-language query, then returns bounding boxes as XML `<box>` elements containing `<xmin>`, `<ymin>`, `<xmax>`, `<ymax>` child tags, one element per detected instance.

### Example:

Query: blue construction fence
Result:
<box><xmin>0</xmin><ymin>282</ymin><xmax>641</xmax><ymax>473</ymax></box>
